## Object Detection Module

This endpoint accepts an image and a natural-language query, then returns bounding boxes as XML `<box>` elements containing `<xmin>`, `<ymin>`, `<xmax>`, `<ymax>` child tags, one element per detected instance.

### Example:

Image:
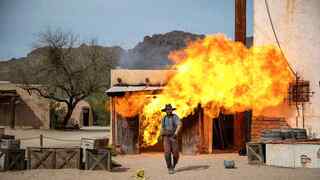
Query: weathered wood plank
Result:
<box><xmin>28</xmin><ymin>147</ymin><xmax>80</xmax><ymax>169</ymax></box>
<box><xmin>0</xmin><ymin>149</ymin><xmax>25</xmax><ymax>171</ymax></box>
<box><xmin>246</xmin><ymin>142</ymin><xmax>265</xmax><ymax>164</ymax></box>
<box><xmin>55</xmin><ymin>148</ymin><xmax>80</xmax><ymax>169</ymax></box>
<box><xmin>85</xmin><ymin>149</ymin><xmax>111</xmax><ymax>171</ymax></box>
<box><xmin>181</xmin><ymin>109</ymin><xmax>201</xmax><ymax>155</ymax></box>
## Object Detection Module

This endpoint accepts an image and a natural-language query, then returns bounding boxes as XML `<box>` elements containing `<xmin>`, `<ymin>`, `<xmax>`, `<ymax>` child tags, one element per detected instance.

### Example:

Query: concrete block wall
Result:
<box><xmin>254</xmin><ymin>0</ymin><xmax>320</xmax><ymax>137</ymax></box>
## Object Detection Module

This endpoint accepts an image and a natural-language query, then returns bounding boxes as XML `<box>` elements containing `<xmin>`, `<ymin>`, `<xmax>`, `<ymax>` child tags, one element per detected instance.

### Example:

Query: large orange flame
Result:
<box><xmin>115</xmin><ymin>92</ymin><xmax>151</xmax><ymax>118</ymax></box>
<box><xmin>116</xmin><ymin>34</ymin><xmax>294</xmax><ymax>147</ymax></box>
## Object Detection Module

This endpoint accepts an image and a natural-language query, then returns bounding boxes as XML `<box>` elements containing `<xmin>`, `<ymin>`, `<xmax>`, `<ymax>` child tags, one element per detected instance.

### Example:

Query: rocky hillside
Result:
<box><xmin>0</xmin><ymin>31</ymin><xmax>204</xmax><ymax>81</ymax></box>
<box><xmin>0</xmin><ymin>58</ymin><xmax>26</xmax><ymax>81</ymax></box>
<box><xmin>0</xmin><ymin>45</ymin><xmax>124</xmax><ymax>83</ymax></box>
<box><xmin>120</xmin><ymin>31</ymin><xmax>204</xmax><ymax>68</ymax></box>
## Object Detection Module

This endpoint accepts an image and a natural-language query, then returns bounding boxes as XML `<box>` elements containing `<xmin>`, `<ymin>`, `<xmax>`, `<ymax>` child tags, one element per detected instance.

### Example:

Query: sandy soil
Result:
<box><xmin>0</xmin><ymin>153</ymin><xmax>319</xmax><ymax>180</ymax></box>
<box><xmin>1</xmin><ymin>129</ymin><xmax>320</xmax><ymax>180</ymax></box>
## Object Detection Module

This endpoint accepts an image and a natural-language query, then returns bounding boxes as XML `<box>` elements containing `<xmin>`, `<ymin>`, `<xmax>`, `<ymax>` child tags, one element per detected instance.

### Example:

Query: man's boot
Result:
<box><xmin>165</xmin><ymin>154</ymin><xmax>174</xmax><ymax>174</ymax></box>
<box><xmin>173</xmin><ymin>156</ymin><xmax>179</xmax><ymax>169</ymax></box>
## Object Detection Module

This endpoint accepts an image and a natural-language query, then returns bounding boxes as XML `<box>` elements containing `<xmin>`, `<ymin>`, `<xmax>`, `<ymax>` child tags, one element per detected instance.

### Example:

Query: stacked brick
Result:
<box><xmin>251</xmin><ymin>116</ymin><xmax>290</xmax><ymax>142</ymax></box>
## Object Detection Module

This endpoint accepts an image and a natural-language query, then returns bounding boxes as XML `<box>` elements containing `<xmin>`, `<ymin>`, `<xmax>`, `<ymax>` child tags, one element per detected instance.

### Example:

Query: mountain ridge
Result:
<box><xmin>0</xmin><ymin>31</ymin><xmax>204</xmax><ymax>81</ymax></box>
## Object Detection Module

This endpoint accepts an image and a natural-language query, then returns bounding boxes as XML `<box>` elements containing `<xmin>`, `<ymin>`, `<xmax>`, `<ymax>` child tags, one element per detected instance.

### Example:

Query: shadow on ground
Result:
<box><xmin>175</xmin><ymin>165</ymin><xmax>210</xmax><ymax>173</ymax></box>
<box><xmin>111</xmin><ymin>167</ymin><xmax>130</xmax><ymax>173</ymax></box>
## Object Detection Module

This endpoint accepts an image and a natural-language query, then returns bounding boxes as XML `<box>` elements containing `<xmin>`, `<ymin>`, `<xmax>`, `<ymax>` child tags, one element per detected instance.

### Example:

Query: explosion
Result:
<box><xmin>115</xmin><ymin>92</ymin><xmax>151</xmax><ymax>118</ymax></box>
<box><xmin>116</xmin><ymin>34</ymin><xmax>294</xmax><ymax>146</ymax></box>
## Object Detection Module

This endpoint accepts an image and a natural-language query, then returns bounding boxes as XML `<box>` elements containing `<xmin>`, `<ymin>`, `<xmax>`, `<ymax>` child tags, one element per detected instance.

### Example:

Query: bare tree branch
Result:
<box><xmin>21</xmin><ymin>86</ymin><xmax>69</xmax><ymax>105</ymax></box>
<box><xmin>15</xmin><ymin>28</ymin><xmax>116</xmax><ymax>127</ymax></box>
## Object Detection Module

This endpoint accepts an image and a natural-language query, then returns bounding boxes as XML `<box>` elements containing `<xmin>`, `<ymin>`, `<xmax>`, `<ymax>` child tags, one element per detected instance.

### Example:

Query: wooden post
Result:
<box><xmin>112</xmin><ymin>97</ymin><xmax>117</xmax><ymax>146</ymax></box>
<box><xmin>235</xmin><ymin>0</ymin><xmax>247</xmax><ymax>45</ymax></box>
<box><xmin>234</xmin><ymin>0</ymin><xmax>248</xmax><ymax>150</ymax></box>
<box><xmin>234</xmin><ymin>112</ymin><xmax>245</xmax><ymax>149</ymax></box>
<box><xmin>40</xmin><ymin>134</ymin><xmax>43</xmax><ymax>148</ymax></box>
<box><xmin>198</xmin><ymin>105</ymin><xmax>203</xmax><ymax>153</ymax></box>
<box><xmin>9</xmin><ymin>97</ymin><xmax>16</xmax><ymax>129</ymax></box>
<box><xmin>110</xmin><ymin>97</ymin><xmax>115</xmax><ymax>146</ymax></box>
<box><xmin>203</xmin><ymin>112</ymin><xmax>213</xmax><ymax>154</ymax></box>
<box><xmin>137</xmin><ymin>114</ymin><xmax>141</xmax><ymax>154</ymax></box>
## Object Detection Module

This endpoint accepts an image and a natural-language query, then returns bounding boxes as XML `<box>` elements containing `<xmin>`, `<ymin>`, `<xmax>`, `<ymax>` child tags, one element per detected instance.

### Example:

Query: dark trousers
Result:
<box><xmin>163</xmin><ymin>136</ymin><xmax>179</xmax><ymax>169</ymax></box>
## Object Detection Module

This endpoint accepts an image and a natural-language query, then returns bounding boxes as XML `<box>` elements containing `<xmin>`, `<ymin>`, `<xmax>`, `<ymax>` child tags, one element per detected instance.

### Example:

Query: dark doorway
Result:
<box><xmin>117</xmin><ymin>115</ymin><xmax>139</xmax><ymax>154</ymax></box>
<box><xmin>82</xmin><ymin>108</ymin><xmax>90</xmax><ymax>126</ymax></box>
<box><xmin>212</xmin><ymin>110</ymin><xmax>252</xmax><ymax>152</ymax></box>
<box><xmin>212</xmin><ymin>113</ymin><xmax>235</xmax><ymax>150</ymax></box>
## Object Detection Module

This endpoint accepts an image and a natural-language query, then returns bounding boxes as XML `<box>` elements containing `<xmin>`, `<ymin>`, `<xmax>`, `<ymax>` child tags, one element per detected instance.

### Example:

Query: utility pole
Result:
<box><xmin>234</xmin><ymin>0</ymin><xmax>249</xmax><ymax>151</ymax></box>
<box><xmin>235</xmin><ymin>0</ymin><xmax>246</xmax><ymax>45</ymax></box>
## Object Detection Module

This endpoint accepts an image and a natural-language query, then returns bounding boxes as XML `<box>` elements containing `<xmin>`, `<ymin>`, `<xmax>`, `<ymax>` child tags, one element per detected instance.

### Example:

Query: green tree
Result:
<box><xmin>86</xmin><ymin>92</ymin><xmax>110</xmax><ymax>126</ymax></box>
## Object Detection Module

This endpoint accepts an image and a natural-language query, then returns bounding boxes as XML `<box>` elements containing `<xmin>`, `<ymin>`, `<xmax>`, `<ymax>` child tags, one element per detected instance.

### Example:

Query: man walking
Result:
<box><xmin>160</xmin><ymin>104</ymin><xmax>182</xmax><ymax>174</ymax></box>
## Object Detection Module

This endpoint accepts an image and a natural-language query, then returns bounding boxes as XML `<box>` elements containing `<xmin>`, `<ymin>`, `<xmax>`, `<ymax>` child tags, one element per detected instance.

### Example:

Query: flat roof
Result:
<box><xmin>106</xmin><ymin>85</ymin><xmax>163</xmax><ymax>96</ymax></box>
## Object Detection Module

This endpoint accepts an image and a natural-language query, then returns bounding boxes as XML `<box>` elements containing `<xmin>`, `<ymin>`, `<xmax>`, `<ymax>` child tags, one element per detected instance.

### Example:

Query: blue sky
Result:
<box><xmin>0</xmin><ymin>0</ymin><xmax>253</xmax><ymax>60</ymax></box>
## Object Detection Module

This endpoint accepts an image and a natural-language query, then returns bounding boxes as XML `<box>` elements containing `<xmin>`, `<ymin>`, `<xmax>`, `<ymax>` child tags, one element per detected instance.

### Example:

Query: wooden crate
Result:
<box><xmin>55</xmin><ymin>148</ymin><xmax>80</xmax><ymax>169</ymax></box>
<box><xmin>246</xmin><ymin>142</ymin><xmax>265</xmax><ymax>164</ymax></box>
<box><xmin>85</xmin><ymin>149</ymin><xmax>111</xmax><ymax>171</ymax></box>
<box><xmin>0</xmin><ymin>134</ymin><xmax>15</xmax><ymax>140</ymax></box>
<box><xmin>27</xmin><ymin>147</ymin><xmax>80</xmax><ymax>169</ymax></box>
<box><xmin>27</xmin><ymin>147</ymin><xmax>55</xmax><ymax>169</ymax></box>
<box><xmin>0</xmin><ymin>139</ymin><xmax>20</xmax><ymax>149</ymax></box>
<box><xmin>0</xmin><ymin>149</ymin><xmax>25</xmax><ymax>171</ymax></box>
<box><xmin>81</xmin><ymin>138</ymin><xmax>109</xmax><ymax>150</ymax></box>
<box><xmin>81</xmin><ymin>138</ymin><xmax>109</xmax><ymax>163</ymax></box>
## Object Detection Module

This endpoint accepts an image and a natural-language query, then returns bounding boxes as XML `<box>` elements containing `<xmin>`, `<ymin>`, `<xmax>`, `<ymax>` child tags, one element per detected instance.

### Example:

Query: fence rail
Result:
<box><xmin>16</xmin><ymin>134</ymin><xmax>81</xmax><ymax>148</ymax></box>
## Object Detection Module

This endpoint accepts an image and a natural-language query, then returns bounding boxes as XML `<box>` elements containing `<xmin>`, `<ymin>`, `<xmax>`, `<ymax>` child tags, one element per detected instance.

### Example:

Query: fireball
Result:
<box><xmin>116</xmin><ymin>34</ymin><xmax>294</xmax><ymax>147</ymax></box>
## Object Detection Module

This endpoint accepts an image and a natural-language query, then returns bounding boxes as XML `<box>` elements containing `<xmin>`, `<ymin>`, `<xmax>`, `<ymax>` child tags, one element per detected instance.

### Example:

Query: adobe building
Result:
<box><xmin>68</xmin><ymin>100</ymin><xmax>94</xmax><ymax>128</ymax></box>
<box><xmin>0</xmin><ymin>81</ymin><xmax>50</xmax><ymax>129</ymax></box>
<box><xmin>0</xmin><ymin>82</ymin><xmax>94</xmax><ymax>129</ymax></box>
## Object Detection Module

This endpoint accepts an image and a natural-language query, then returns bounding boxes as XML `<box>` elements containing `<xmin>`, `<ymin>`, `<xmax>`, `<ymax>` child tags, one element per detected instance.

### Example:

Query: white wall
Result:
<box><xmin>254</xmin><ymin>0</ymin><xmax>320</xmax><ymax>137</ymax></box>
<box><xmin>70</xmin><ymin>100</ymin><xmax>93</xmax><ymax>127</ymax></box>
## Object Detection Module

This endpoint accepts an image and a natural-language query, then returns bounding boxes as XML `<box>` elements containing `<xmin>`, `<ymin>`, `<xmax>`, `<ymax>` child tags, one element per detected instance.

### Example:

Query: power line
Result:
<box><xmin>264</xmin><ymin>0</ymin><xmax>297</xmax><ymax>77</ymax></box>
<box><xmin>264</xmin><ymin>0</ymin><xmax>301</xmax><ymax>128</ymax></box>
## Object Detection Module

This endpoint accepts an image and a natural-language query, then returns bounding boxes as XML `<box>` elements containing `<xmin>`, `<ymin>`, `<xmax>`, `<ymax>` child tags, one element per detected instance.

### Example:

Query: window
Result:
<box><xmin>288</xmin><ymin>80</ymin><xmax>310</xmax><ymax>104</ymax></box>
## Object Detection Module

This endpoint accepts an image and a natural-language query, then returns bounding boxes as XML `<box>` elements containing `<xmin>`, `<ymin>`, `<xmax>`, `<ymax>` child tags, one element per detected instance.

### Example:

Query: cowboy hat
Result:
<box><xmin>161</xmin><ymin>104</ymin><xmax>176</xmax><ymax>112</ymax></box>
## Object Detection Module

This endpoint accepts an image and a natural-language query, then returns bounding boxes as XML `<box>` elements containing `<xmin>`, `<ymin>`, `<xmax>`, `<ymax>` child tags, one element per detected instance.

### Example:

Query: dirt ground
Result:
<box><xmin>1</xmin><ymin>153</ymin><xmax>320</xmax><ymax>180</ymax></box>
<box><xmin>1</xmin><ymin>129</ymin><xmax>320</xmax><ymax>180</ymax></box>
